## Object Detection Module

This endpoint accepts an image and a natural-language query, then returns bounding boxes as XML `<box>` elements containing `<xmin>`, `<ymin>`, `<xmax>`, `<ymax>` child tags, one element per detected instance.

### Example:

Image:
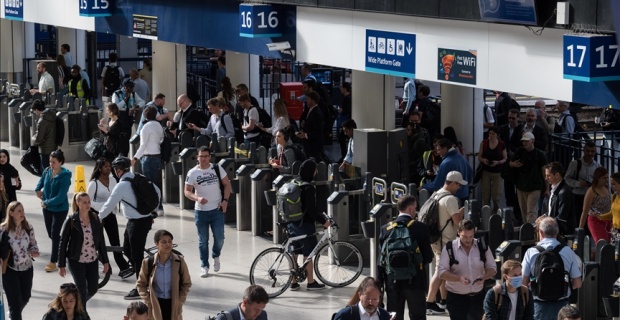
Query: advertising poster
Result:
<box><xmin>133</xmin><ymin>14</ymin><xmax>158</xmax><ymax>40</ymax></box>
<box><xmin>437</xmin><ymin>48</ymin><xmax>477</xmax><ymax>85</ymax></box>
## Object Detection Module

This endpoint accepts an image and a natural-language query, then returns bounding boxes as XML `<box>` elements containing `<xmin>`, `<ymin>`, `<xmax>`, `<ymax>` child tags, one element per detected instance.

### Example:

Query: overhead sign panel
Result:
<box><xmin>133</xmin><ymin>14</ymin><xmax>158</xmax><ymax>40</ymax></box>
<box><xmin>79</xmin><ymin>0</ymin><xmax>114</xmax><ymax>17</ymax></box>
<box><xmin>239</xmin><ymin>3</ymin><xmax>283</xmax><ymax>38</ymax></box>
<box><xmin>563</xmin><ymin>34</ymin><xmax>620</xmax><ymax>82</ymax></box>
<box><xmin>437</xmin><ymin>48</ymin><xmax>477</xmax><ymax>85</ymax></box>
<box><xmin>365</xmin><ymin>29</ymin><xmax>416</xmax><ymax>78</ymax></box>
<box><xmin>478</xmin><ymin>0</ymin><xmax>537</xmax><ymax>26</ymax></box>
<box><xmin>4</xmin><ymin>0</ymin><xmax>24</xmax><ymax>21</ymax></box>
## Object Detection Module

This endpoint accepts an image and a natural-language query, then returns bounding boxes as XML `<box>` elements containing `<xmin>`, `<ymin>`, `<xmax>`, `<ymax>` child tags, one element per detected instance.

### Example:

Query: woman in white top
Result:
<box><xmin>87</xmin><ymin>158</ymin><xmax>131</xmax><ymax>277</ymax></box>
<box><xmin>259</xmin><ymin>99</ymin><xmax>290</xmax><ymax>145</ymax></box>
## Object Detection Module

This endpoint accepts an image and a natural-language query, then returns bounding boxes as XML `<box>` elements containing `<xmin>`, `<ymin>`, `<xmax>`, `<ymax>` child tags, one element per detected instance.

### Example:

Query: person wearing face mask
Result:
<box><xmin>483</xmin><ymin>260</ymin><xmax>534</xmax><ymax>320</ymax></box>
<box><xmin>333</xmin><ymin>277</ymin><xmax>393</xmax><ymax>320</ymax></box>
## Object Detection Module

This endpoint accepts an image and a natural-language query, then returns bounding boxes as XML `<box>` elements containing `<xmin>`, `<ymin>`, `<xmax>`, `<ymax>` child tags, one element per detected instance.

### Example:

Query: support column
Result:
<box><xmin>439</xmin><ymin>84</ymin><xmax>484</xmax><ymax>157</ymax></box>
<box><xmin>152</xmin><ymin>40</ymin><xmax>185</xmax><ymax>111</ymax></box>
<box><xmin>227</xmin><ymin>52</ymin><xmax>260</xmax><ymax>102</ymax></box>
<box><xmin>118</xmin><ymin>35</ymin><xmax>139</xmax><ymax>74</ymax></box>
<box><xmin>57</xmin><ymin>27</ymin><xmax>81</xmax><ymax>65</ymax></box>
<box><xmin>0</xmin><ymin>20</ymin><xmax>25</xmax><ymax>82</ymax></box>
<box><xmin>351</xmin><ymin>70</ymin><xmax>395</xmax><ymax>130</ymax></box>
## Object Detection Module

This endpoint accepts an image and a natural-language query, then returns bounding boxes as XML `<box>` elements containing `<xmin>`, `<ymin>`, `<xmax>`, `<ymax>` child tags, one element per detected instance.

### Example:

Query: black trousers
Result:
<box><xmin>102</xmin><ymin>213</ymin><xmax>130</xmax><ymax>271</ymax></box>
<box><xmin>386</xmin><ymin>279</ymin><xmax>426</xmax><ymax>320</ymax></box>
<box><xmin>68</xmin><ymin>259</ymin><xmax>99</xmax><ymax>313</ymax></box>
<box><xmin>3</xmin><ymin>267</ymin><xmax>33</xmax><ymax>320</ymax></box>
<box><xmin>503</xmin><ymin>179</ymin><xmax>522</xmax><ymax>224</ymax></box>
<box><xmin>158</xmin><ymin>298</ymin><xmax>172</xmax><ymax>320</ymax></box>
<box><xmin>446</xmin><ymin>290</ymin><xmax>485</xmax><ymax>320</ymax></box>
<box><xmin>124</xmin><ymin>217</ymin><xmax>152</xmax><ymax>279</ymax></box>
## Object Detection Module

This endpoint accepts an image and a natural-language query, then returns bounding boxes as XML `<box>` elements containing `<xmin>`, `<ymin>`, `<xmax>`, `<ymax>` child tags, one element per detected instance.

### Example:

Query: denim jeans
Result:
<box><xmin>534</xmin><ymin>299</ymin><xmax>568</xmax><ymax>320</ymax></box>
<box><xmin>195</xmin><ymin>209</ymin><xmax>225</xmax><ymax>268</ymax></box>
<box><xmin>43</xmin><ymin>208</ymin><xmax>67</xmax><ymax>263</ymax></box>
<box><xmin>141</xmin><ymin>155</ymin><xmax>162</xmax><ymax>209</ymax></box>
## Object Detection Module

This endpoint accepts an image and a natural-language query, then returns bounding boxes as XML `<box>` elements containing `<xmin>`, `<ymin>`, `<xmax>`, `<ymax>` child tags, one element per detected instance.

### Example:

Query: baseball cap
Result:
<box><xmin>446</xmin><ymin>171</ymin><xmax>468</xmax><ymax>185</ymax></box>
<box><xmin>521</xmin><ymin>132</ymin><xmax>535</xmax><ymax>141</ymax></box>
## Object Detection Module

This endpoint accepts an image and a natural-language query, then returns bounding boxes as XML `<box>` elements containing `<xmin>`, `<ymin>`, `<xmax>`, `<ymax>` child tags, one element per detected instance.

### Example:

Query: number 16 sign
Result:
<box><xmin>563</xmin><ymin>34</ymin><xmax>620</xmax><ymax>82</ymax></box>
<box><xmin>239</xmin><ymin>3</ymin><xmax>282</xmax><ymax>38</ymax></box>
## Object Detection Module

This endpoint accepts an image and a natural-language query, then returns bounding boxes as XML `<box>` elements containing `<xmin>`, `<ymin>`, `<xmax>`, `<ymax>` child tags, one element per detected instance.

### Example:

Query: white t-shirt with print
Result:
<box><xmin>185</xmin><ymin>164</ymin><xmax>227</xmax><ymax>211</ymax></box>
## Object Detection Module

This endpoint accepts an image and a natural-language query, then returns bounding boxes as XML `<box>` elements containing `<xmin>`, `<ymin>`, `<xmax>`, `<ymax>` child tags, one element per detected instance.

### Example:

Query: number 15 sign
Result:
<box><xmin>563</xmin><ymin>34</ymin><xmax>620</xmax><ymax>82</ymax></box>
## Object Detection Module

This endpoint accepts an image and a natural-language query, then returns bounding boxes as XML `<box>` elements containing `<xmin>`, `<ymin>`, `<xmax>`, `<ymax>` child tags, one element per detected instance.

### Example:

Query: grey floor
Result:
<box><xmin>0</xmin><ymin>142</ymin><xmax>448</xmax><ymax>320</ymax></box>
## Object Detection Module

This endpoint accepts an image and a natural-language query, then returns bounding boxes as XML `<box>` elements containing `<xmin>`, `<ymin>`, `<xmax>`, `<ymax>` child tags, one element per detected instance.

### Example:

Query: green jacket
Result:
<box><xmin>34</xmin><ymin>109</ymin><xmax>57</xmax><ymax>154</ymax></box>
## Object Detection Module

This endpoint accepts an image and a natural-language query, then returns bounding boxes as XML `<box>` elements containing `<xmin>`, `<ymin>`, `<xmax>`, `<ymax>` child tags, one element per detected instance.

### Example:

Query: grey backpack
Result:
<box><xmin>277</xmin><ymin>179</ymin><xmax>310</xmax><ymax>222</ymax></box>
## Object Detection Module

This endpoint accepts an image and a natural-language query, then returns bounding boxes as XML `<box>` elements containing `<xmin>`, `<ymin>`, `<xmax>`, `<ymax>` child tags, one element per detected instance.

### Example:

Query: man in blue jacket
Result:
<box><xmin>421</xmin><ymin>138</ymin><xmax>472</xmax><ymax>203</ymax></box>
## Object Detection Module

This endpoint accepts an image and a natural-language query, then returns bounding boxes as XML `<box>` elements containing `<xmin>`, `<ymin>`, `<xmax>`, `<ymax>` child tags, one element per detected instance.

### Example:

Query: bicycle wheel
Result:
<box><xmin>249</xmin><ymin>247</ymin><xmax>294</xmax><ymax>298</ymax></box>
<box><xmin>314</xmin><ymin>241</ymin><xmax>363</xmax><ymax>287</ymax></box>
<box><xmin>98</xmin><ymin>260</ymin><xmax>112</xmax><ymax>289</ymax></box>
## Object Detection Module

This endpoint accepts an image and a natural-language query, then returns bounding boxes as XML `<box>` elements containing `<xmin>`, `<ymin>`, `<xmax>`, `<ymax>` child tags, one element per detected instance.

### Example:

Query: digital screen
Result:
<box><xmin>478</xmin><ymin>0</ymin><xmax>538</xmax><ymax>26</ymax></box>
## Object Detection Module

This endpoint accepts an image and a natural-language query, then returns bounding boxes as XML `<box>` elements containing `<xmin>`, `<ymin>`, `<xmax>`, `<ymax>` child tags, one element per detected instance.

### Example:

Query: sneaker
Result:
<box><xmin>118</xmin><ymin>267</ymin><xmax>135</xmax><ymax>279</ymax></box>
<box><xmin>124</xmin><ymin>288</ymin><xmax>141</xmax><ymax>300</ymax></box>
<box><xmin>200</xmin><ymin>267</ymin><xmax>209</xmax><ymax>278</ymax></box>
<box><xmin>436</xmin><ymin>299</ymin><xmax>447</xmax><ymax>309</ymax></box>
<box><xmin>290</xmin><ymin>283</ymin><xmax>300</xmax><ymax>291</ymax></box>
<box><xmin>156</xmin><ymin>209</ymin><xmax>164</xmax><ymax>217</ymax></box>
<box><xmin>213</xmin><ymin>257</ymin><xmax>220</xmax><ymax>272</ymax></box>
<box><xmin>44</xmin><ymin>262</ymin><xmax>57</xmax><ymax>272</ymax></box>
<box><xmin>426</xmin><ymin>302</ymin><xmax>445</xmax><ymax>315</ymax></box>
<box><xmin>306</xmin><ymin>281</ymin><xmax>325</xmax><ymax>291</ymax></box>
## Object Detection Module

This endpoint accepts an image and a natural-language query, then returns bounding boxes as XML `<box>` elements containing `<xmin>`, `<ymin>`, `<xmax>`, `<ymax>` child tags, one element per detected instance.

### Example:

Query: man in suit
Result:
<box><xmin>542</xmin><ymin>162</ymin><xmax>576</xmax><ymax>238</ymax></box>
<box><xmin>523</xmin><ymin>108</ymin><xmax>549</xmax><ymax>151</ymax></box>
<box><xmin>169</xmin><ymin>94</ymin><xmax>206</xmax><ymax>139</ymax></box>
<box><xmin>296</xmin><ymin>91</ymin><xmax>325</xmax><ymax>161</ymax></box>
<box><xmin>379</xmin><ymin>195</ymin><xmax>433</xmax><ymax>320</ymax></box>
<box><xmin>216</xmin><ymin>285</ymin><xmax>269</xmax><ymax>320</ymax></box>
<box><xmin>500</xmin><ymin>108</ymin><xmax>523</xmax><ymax>223</ymax></box>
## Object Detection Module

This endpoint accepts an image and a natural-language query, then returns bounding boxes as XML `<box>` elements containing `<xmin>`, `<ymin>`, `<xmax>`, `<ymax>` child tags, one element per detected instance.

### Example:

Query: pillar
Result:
<box><xmin>0</xmin><ymin>20</ymin><xmax>25</xmax><ymax>82</ymax></box>
<box><xmin>118</xmin><ymin>35</ymin><xmax>138</xmax><ymax>75</ymax></box>
<box><xmin>227</xmin><ymin>52</ymin><xmax>260</xmax><ymax>100</ymax></box>
<box><xmin>351</xmin><ymin>70</ymin><xmax>395</xmax><ymax>130</ymax></box>
<box><xmin>152</xmin><ymin>40</ymin><xmax>185</xmax><ymax>111</ymax></box>
<box><xmin>439</xmin><ymin>83</ymin><xmax>484</xmax><ymax>157</ymax></box>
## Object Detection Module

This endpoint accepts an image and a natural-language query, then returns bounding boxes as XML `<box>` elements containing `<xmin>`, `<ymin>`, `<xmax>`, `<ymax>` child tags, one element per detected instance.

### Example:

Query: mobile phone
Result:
<box><xmin>389</xmin><ymin>312</ymin><xmax>396</xmax><ymax>318</ymax></box>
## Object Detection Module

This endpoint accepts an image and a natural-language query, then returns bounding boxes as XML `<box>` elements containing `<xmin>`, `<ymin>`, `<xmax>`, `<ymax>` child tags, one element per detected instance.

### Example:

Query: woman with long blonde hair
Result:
<box><xmin>258</xmin><ymin>99</ymin><xmax>290</xmax><ymax>144</ymax></box>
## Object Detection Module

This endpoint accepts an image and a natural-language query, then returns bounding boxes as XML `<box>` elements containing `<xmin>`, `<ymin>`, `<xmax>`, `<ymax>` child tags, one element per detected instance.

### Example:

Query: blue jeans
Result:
<box><xmin>195</xmin><ymin>209</ymin><xmax>225</xmax><ymax>268</ymax></box>
<box><xmin>141</xmin><ymin>155</ymin><xmax>162</xmax><ymax>209</ymax></box>
<box><xmin>534</xmin><ymin>299</ymin><xmax>568</xmax><ymax>320</ymax></box>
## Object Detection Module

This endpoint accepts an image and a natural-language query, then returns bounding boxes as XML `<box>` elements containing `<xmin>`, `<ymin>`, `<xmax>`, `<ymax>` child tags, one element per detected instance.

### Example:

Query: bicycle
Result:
<box><xmin>98</xmin><ymin>244</ymin><xmax>182</xmax><ymax>289</ymax></box>
<box><xmin>249</xmin><ymin>216</ymin><xmax>364</xmax><ymax>298</ymax></box>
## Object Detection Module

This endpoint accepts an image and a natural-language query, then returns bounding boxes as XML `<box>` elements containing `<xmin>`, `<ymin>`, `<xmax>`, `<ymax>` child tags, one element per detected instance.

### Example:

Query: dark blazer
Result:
<box><xmin>499</xmin><ymin>123</ymin><xmax>524</xmax><ymax>156</ymax></box>
<box><xmin>379</xmin><ymin>214</ymin><xmax>433</xmax><ymax>287</ymax></box>
<box><xmin>333</xmin><ymin>305</ymin><xmax>392</xmax><ymax>320</ymax></box>
<box><xmin>301</xmin><ymin>105</ymin><xmax>325</xmax><ymax>161</ymax></box>
<box><xmin>543</xmin><ymin>180</ymin><xmax>576</xmax><ymax>236</ymax></box>
<box><xmin>522</xmin><ymin>124</ymin><xmax>548</xmax><ymax>151</ymax></box>
<box><xmin>58</xmin><ymin>211</ymin><xmax>109</xmax><ymax>268</ymax></box>
<box><xmin>215</xmin><ymin>305</ymin><xmax>268</xmax><ymax>320</ymax></box>
<box><xmin>172</xmin><ymin>104</ymin><xmax>207</xmax><ymax>132</ymax></box>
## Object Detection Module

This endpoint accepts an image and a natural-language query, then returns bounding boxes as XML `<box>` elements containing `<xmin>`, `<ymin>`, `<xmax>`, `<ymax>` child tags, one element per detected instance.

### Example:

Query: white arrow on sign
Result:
<box><xmin>406</xmin><ymin>43</ymin><xmax>413</xmax><ymax>55</ymax></box>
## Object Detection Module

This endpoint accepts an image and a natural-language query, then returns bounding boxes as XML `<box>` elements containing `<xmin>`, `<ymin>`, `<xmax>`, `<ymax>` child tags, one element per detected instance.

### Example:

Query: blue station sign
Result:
<box><xmin>79</xmin><ymin>0</ymin><xmax>114</xmax><ymax>17</ymax></box>
<box><xmin>239</xmin><ymin>3</ymin><xmax>283</xmax><ymax>38</ymax></box>
<box><xmin>563</xmin><ymin>34</ymin><xmax>620</xmax><ymax>82</ymax></box>
<box><xmin>4</xmin><ymin>0</ymin><xmax>24</xmax><ymax>21</ymax></box>
<box><xmin>365</xmin><ymin>29</ymin><xmax>416</xmax><ymax>78</ymax></box>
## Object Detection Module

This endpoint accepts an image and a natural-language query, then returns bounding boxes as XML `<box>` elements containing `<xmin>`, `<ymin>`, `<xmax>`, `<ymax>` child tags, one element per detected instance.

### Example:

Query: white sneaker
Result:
<box><xmin>200</xmin><ymin>267</ymin><xmax>209</xmax><ymax>278</ymax></box>
<box><xmin>213</xmin><ymin>257</ymin><xmax>220</xmax><ymax>272</ymax></box>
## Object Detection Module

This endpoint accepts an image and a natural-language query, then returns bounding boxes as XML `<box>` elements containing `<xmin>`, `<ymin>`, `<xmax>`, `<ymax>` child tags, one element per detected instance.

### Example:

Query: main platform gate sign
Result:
<box><xmin>365</xmin><ymin>29</ymin><xmax>416</xmax><ymax>78</ymax></box>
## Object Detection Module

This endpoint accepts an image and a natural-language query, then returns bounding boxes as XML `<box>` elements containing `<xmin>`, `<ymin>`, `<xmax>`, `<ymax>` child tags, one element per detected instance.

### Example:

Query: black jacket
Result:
<box><xmin>301</xmin><ymin>105</ymin><xmax>325</xmax><ymax>161</ymax></box>
<box><xmin>499</xmin><ymin>123</ymin><xmax>524</xmax><ymax>156</ymax></box>
<box><xmin>379</xmin><ymin>215</ymin><xmax>433</xmax><ymax>287</ymax></box>
<box><xmin>58</xmin><ymin>211</ymin><xmax>109</xmax><ymax>268</ymax></box>
<box><xmin>543</xmin><ymin>180</ymin><xmax>576</xmax><ymax>236</ymax></box>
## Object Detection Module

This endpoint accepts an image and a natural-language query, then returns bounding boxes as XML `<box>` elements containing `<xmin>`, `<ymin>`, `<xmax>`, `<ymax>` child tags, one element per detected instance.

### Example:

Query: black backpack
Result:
<box><xmin>222</xmin><ymin>112</ymin><xmax>245</xmax><ymax>144</ymax></box>
<box><xmin>122</xmin><ymin>173</ymin><xmax>159</xmax><ymax>215</ymax></box>
<box><xmin>55</xmin><ymin>115</ymin><xmax>65</xmax><ymax>147</ymax></box>
<box><xmin>160</xmin><ymin>128</ymin><xmax>173</xmax><ymax>163</ymax></box>
<box><xmin>418</xmin><ymin>192</ymin><xmax>452</xmax><ymax>244</ymax></box>
<box><xmin>284</xmin><ymin>144</ymin><xmax>306</xmax><ymax>162</ymax></box>
<box><xmin>103</xmin><ymin>65</ymin><xmax>121</xmax><ymax>95</ymax></box>
<box><xmin>446</xmin><ymin>237</ymin><xmax>488</xmax><ymax>267</ymax></box>
<box><xmin>248</xmin><ymin>106</ymin><xmax>272</xmax><ymax>133</ymax></box>
<box><xmin>530</xmin><ymin>245</ymin><xmax>568</xmax><ymax>301</ymax></box>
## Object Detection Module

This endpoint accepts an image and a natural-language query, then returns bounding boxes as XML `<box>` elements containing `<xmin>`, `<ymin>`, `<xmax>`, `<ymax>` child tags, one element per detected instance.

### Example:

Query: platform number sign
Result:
<box><xmin>563</xmin><ymin>35</ymin><xmax>620</xmax><ymax>82</ymax></box>
<box><xmin>4</xmin><ymin>0</ymin><xmax>24</xmax><ymax>21</ymax></box>
<box><xmin>79</xmin><ymin>0</ymin><xmax>114</xmax><ymax>17</ymax></box>
<box><xmin>239</xmin><ymin>4</ymin><xmax>282</xmax><ymax>38</ymax></box>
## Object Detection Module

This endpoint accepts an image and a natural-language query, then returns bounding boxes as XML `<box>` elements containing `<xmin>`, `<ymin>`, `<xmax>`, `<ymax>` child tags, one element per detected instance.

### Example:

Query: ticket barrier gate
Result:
<box><xmin>176</xmin><ymin>147</ymin><xmax>198</xmax><ymax>210</ymax></box>
<box><xmin>251</xmin><ymin>167</ymin><xmax>273</xmax><ymax>237</ymax></box>
<box><xmin>17</xmin><ymin>100</ymin><xmax>33</xmax><ymax>150</ymax></box>
<box><xmin>577</xmin><ymin>240</ymin><xmax>617</xmax><ymax>320</ymax></box>
<box><xmin>221</xmin><ymin>143</ymin><xmax>258</xmax><ymax>225</ymax></box>
<box><xmin>7</xmin><ymin>88</ymin><xmax>23</xmax><ymax>147</ymax></box>
<box><xmin>64</xmin><ymin>104</ymin><xmax>100</xmax><ymax>162</ymax></box>
<box><xmin>0</xmin><ymin>81</ymin><xmax>9</xmax><ymax>141</ymax></box>
<box><xmin>161</xmin><ymin>143</ymin><xmax>181</xmax><ymax>204</ymax></box>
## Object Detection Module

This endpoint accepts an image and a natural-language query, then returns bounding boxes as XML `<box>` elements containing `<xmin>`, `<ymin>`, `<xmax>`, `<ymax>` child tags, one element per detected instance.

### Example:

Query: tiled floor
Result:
<box><xmin>1</xmin><ymin>142</ymin><xmax>449</xmax><ymax>319</ymax></box>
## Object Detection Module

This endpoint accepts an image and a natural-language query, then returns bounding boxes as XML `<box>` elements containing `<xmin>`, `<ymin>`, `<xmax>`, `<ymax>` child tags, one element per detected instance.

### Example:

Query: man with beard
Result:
<box><xmin>332</xmin><ymin>277</ymin><xmax>393</xmax><ymax>320</ymax></box>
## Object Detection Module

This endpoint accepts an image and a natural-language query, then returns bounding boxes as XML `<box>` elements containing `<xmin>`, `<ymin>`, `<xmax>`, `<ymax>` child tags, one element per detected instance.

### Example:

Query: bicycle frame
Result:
<box><xmin>281</xmin><ymin>224</ymin><xmax>338</xmax><ymax>269</ymax></box>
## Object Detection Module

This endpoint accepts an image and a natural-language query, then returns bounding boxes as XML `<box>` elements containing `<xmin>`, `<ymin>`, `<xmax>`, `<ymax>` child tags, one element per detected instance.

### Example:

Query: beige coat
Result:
<box><xmin>136</xmin><ymin>252</ymin><xmax>192</xmax><ymax>320</ymax></box>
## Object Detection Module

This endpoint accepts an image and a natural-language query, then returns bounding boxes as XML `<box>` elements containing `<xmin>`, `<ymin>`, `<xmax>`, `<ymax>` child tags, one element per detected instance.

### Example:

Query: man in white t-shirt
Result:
<box><xmin>240</xmin><ymin>93</ymin><xmax>261</xmax><ymax>145</ymax></box>
<box><xmin>184</xmin><ymin>146</ymin><xmax>231</xmax><ymax>278</ymax></box>
<box><xmin>426</xmin><ymin>171</ymin><xmax>466</xmax><ymax>315</ymax></box>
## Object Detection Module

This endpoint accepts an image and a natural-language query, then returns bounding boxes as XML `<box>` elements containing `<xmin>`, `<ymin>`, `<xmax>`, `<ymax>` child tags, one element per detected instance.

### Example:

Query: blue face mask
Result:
<box><xmin>509</xmin><ymin>276</ymin><xmax>523</xmax><ymax>288</ymax></box>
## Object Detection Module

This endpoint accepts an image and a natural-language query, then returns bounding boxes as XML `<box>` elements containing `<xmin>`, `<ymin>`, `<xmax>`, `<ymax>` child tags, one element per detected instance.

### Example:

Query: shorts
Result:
<box><xmin>431</xmin><ymin>241</ymin><xmax>447</xmax><ymax>273</ymax></box>
<box><xmin>287</xmin><ymin>222</ymin><xmax>318</xmax><ymax>257</ymax></box>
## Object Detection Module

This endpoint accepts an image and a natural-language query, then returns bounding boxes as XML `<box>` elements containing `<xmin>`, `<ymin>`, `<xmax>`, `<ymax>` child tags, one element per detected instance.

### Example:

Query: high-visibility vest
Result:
<box><xmin>68</xmin><ymin>79</ymin><xmax>89</xmax><ymax>105</ymax></box>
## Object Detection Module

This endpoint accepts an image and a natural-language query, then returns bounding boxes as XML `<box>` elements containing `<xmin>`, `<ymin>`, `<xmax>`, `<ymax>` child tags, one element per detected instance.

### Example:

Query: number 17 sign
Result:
<box><xmin>563</xmin><ymin>34</ymin><xmax>620</xmax><ymax>82</ymax></box>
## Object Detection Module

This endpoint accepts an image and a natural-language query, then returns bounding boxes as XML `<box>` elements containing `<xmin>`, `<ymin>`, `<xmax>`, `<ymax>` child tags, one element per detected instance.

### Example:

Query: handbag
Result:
<box><xmin>84</xmin><ymin>138</ymin><xmax>107</xmax><ymax>160</ymax></box>
<box><xmin>20</xmin><ymin>145</ymin><xmax>42</xmax><ymax>177</ymax></box>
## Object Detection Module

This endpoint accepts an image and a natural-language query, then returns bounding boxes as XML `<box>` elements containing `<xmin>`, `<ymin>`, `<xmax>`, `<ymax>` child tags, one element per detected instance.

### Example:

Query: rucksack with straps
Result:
<box><xmin>530</xmin><ymin>245</ymin><xmax>568</xmax><ymax>301</ymax></box>
<box><xmin>206</xmin><ymin>311</ymin><xmax>233</xmax><ymax>320</ymax></box>
<box><xmin>103</xmin><ymin>65</ymin><xmax>121</xmax><ymax>96</ymax></box>
<box><xmin>380</xmin><ymin>220</ymin><xmax>423</xmax><ymax>281</ymax></box>
<box><xmin>122</xmin><ymin>173</ymin><xmax>159</xmax><ymax>215</ymax></box>
<box><xmin>446</xmin><ymin>237</ymin><xmax>488</xmax><ymax>267</ymax></box>
<box><xmin>160</xmin><ymin>127</ymin><xmax>173</xmax><ymax>163</ymax></box>
<box><xmin>212</xmin><ymin>163</ymin><xmax>225</xmax><ymax>200</ymax></box>
<box><xmin>276</xmin><ymin>179</ymin><xmax>310</xmax><ymax>222</ymax></box>
<box><xmin>418</xmin><ymin>192</ymin><xmax>452</xmax><ymax>244</ymax></box>
<box><xmin>222</xmin><ymin>112</ymin><xmax>245</xmax><ymax>144</ymax></box>
<box><xmin>482</xmin><ymin>285</ymin><xmax>529</xmax><ymax>320</ymax></box>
